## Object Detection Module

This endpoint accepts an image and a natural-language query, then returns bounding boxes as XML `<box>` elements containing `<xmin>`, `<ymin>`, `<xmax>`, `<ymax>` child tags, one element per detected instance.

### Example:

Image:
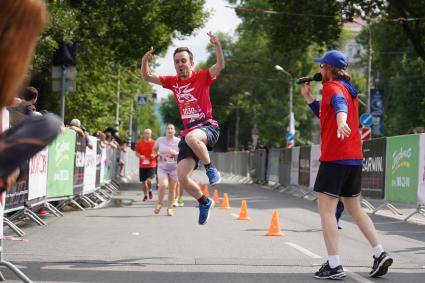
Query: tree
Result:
<box><xmin>356</xmin><ymin>20</ymin><xmax>425</xmax><ymax>136</ymax></box>
<box><xmin>343</xmin><ymin>0</ymin><xmax>425</xmax><ymax>63</ymax></box>
<box><xmin>32</xmin><ymin>0</ymin><xmax>208</xmax><ymax>136</ymax></box>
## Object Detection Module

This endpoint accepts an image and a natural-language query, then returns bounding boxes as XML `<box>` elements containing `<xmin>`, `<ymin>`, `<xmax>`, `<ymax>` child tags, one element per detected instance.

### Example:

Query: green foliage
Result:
<box><xmin>356</xmin><ymin>20</ymin><xmax>425</xmax><ymax>136</ymax></box>
<box><xmin>31</xmin><ymin>0</ymin><xmax>207</xmax><ymax>137</ymax></box>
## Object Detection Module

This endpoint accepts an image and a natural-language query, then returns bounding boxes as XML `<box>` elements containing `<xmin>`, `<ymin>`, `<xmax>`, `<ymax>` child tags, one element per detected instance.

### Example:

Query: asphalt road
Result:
<box><xmin>1</xmin><ymin>172</ymin><xmax>425</xmax><ymax>283</ymax></box>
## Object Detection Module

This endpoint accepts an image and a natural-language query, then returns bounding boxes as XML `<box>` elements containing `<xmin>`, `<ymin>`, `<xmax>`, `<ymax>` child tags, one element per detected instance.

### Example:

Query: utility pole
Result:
<box><xmin>366</xmin><ymin>25</ymin><xmax>372</xmax><ymax>114</ymax></box>
<box><xmin>115</xmin><ymin>67</ymin><xmax>121</xmax><ymax>130</ymax></box>
<box><xmin>289</xmin><ymin>80</ymin><xmax>294</xmax><ymax>134</ymax></box>
<box><xmin>60</xmin><ymin>65</ymin><xmax>67</xmax><ymax>121</ymax></box>
<box><xmin>128</xmin><ymin>99</ymin><xmax>133</xmax><ymax>144</ymax></box>
<box><xmin>235</xmin><ymin>93</ymin><xmax>240</xmax><ymax>149</ymax></box>
<box><xmin>275</xmin><ymin>65</ymin><xmax>295</xmax><ymax>146</ymax></box>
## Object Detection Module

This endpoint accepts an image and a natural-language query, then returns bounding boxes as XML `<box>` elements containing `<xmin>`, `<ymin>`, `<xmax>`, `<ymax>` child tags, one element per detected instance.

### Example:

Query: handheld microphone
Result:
<box><xmin>296</xmin><ymin>73</ymin><xmax>322</xmax><ymax>84</ymax></box>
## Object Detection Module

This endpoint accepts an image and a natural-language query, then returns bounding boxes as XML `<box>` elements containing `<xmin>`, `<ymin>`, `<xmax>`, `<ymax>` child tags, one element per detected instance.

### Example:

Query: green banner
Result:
<box><xmin>385</xmin><ymin>134</ymin><xmax>419</xmax><ymax>204</ymax></box>
<box><xmin>47</xmin><ymin>129</ymin><xmax>76</xmax><ymax>198</ymax></box>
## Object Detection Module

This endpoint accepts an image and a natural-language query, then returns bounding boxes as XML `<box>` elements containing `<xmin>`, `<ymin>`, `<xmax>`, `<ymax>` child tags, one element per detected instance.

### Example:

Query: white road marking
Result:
<box><xmin>285</xmin><ymin>242</ymin><xmax>322</xmax><ymax>259</ymax></box>
<box><xmin>345</xmin><ymin>268</ymin><xmax>374</xmax><ymax>283</ymax></box>
<box><xmin>230</xmin><ymin>213</ymin><xmax>239</xmax><ymax>218</ymax></box>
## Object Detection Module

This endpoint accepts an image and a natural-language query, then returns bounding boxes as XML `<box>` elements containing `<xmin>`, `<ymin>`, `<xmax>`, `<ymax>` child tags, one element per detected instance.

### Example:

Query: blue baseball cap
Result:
<box><xmin>314</xmin><ymin>50</ymin><xmax>348</xmax><ymax>70</ymax></box>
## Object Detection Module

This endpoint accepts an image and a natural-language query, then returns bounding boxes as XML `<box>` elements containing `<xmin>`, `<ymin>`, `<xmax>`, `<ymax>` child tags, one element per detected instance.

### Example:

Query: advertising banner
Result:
<box><xmin>267</xmin><ymin>149</ymin><xmax>280</xmax><ymax>183</ymax></box>
<box><xmin>309</xmin><ymin>144</ymin><xmax>321</xmax><ymax>188</ymax></box>
<box><xmin>83</xmin><ymin>136</ymin><xmax>97</xmax><ymax>194</ymax></box>
<box><xmin>95</xmin><ymin>141</ymin><xmax>102</xmax><ymax>187</ymax></box>
<box><xmin>298</xmin><ymin>146</ymin><xmax>311</xmax><ymax>187</ymax></box>
<box><xmin>28</xmin><ymin>147</ymin><xmax>49</xmax><ymax>200</ymax></box>
<box><xmin>279</xmin><ymin>148</ymin><xmax>292</xmax><ymax>187</ymax></box>
<box><xmin>385</xmin><ymin>134</ymin><xmax>419</xmax><ymax>204</ymax></box>
<box><xmin>73</xmin><ymin>134</ymin><xmax>86</xmax><ymax>195</ymax></box>
<box><xmin>100</xmin><ymin>147</ymin><xmax>108</xmax><ymax>184</ymax></box>
<box><xmin>47</xmin><ymin>129</ymin><xmax>76</xmax><ymax>198</ymax></box>
<box><xmin>362</xmin><ymin>138</ymin><xmax>386</xmax><ymax>199</ymax></box>
<box><xmin>0</xmin><ymin>108</ymin><xmax>9</xmax><ymax>238</ymax></box>
<box><xmin>1</xmin><ymin>108</ymin><xmax>9</xmax><ymax>132</ymax></box>
<box><xmin>290</xmin><ymin>147</ymin><xmax>300</xmax><ymax>185</ymax></box>
<box><xmin>417</xmin><ymin>134</ymin><xmax>425</xmax><ymax>206</ymax></box>
<box><xmin>5</xmin><ymin>161</ymin><xmax>29</xmax><ymax>210</ymax></box>
<box><xmin>370</xmin><ymin>89</ymin><xmax>384</xmax><ymax>137</ymax></box>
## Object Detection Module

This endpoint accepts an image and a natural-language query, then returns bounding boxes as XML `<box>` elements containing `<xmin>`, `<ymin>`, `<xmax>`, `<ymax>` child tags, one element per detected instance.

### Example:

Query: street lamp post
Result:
<box><xmin>274</xmin><ymin>65</ymin><xmax>295</xmax><ymax>146</ymax></box>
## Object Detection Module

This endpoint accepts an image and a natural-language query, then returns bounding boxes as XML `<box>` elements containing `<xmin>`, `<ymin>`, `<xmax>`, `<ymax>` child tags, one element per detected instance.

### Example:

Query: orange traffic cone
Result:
<box><xmin>265</xmin><ymin>210</ymin><xmax>284</xmax><ymax>236</ymax></box>
<box><xmin>213</xmin><ymin>189</ymin><xmax>220</xmax><ymax>204</ymax></box>
<box><xmin>203</xmin><ymin>184</ymin><xmax>210</xmax><ymax>197</ymax></box>
<box><xmin>237</xmin><ymin>200</ymin><xmax>251</xmax><ymax>220</ymax></box>
<box><xmin>221</xmin><ymin>192</ymin><xmax>231</xmax><ymax>209</ymax></box>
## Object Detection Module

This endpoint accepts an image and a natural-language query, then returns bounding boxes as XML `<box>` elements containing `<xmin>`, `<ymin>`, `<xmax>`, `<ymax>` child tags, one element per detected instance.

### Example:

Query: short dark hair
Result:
<box><xmin>21</xmin><ymin>86</ymin><xmax>38</xmax><ymax>101</ymax></box>
<box><xmin>173</xmin><ymin>47</ymin><xmax>193</xmax><ymax>62</ymax></box>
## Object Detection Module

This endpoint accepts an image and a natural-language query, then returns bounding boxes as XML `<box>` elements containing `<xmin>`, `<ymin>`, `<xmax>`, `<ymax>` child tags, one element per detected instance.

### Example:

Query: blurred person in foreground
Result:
<box><xmin>300</xmin><ymin>50</ymin><xmax>392</xmax><ymax>279</ymax></box>
<box><xmin>0</xmin><ymin>0</ymin><xmax>62</xmax><ymax>191</ymax></box>
<box><xmin>13</xmin><ymin>86</ymin><xmax>41</xmax><ymax>116</ymax></box>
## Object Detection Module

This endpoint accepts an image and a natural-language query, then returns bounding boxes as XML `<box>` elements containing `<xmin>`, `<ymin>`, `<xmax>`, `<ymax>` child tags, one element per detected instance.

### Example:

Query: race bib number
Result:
<box><xmin>181</xmin><ymin>102</ymin><xmax>202</xmax><ymax>120</ymax></box>
<box><xmin>142</xmin><ymin>159</ymin><xmax>149</xmax><ymax>165</ymax></box>
<box><xmin>166</xmin><ymin>157</ymin><xmax>177</xmax><ymax>164</ymax></box>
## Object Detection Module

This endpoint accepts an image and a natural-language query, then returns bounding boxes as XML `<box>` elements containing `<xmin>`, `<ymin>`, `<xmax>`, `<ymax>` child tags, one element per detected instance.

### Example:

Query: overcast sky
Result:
<box><xmin>152</xmin><ymin>0</ymin><xmax>241</xmax><ymax>100</ymax></box>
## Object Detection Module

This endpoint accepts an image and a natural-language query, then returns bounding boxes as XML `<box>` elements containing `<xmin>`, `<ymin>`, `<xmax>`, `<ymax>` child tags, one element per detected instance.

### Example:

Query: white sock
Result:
<box><xmin>328</xmin><ymin>255</ymin><xmax>340</xmax><ymax>268</ymax></box>
<box><xmin>372</xmin><ymin>244</ymin><xmax>384</xmax><ymax>258</ymax></box>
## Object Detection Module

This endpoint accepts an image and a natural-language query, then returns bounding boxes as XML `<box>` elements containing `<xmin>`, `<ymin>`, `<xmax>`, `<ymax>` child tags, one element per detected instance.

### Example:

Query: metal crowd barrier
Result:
<box><xmin>212</xmin><ymin>133</ymin><xmax>425</xmax><ymax>223</ymax></box>
<box><xmin>0</xmin><ymin>116</ymin><xmax>138</xmax><ymax>282</ymax></box>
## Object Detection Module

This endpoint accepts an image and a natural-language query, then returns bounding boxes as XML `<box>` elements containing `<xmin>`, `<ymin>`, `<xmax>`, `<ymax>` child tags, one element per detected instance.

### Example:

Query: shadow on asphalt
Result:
<box><xmin>1</xmin><ymin>260</ymin><xmax>422</xmax><ymax>283</ymax></box>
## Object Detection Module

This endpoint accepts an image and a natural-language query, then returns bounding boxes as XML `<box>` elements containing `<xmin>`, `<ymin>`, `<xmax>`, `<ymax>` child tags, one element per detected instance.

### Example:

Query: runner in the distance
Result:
<box><xmin>141</xmin><ymin>32</ymin><xmax>224</xmax><ymax>225</ymax></box>
<box><xmin>152</xmin><ymin>123</ymin><xmax>180</xmax><ymax>216</ymax></box>
<box><xmin>135</xmin><ymin>129</ymin><xmax>157</xmax><ymax>202</ymax></box>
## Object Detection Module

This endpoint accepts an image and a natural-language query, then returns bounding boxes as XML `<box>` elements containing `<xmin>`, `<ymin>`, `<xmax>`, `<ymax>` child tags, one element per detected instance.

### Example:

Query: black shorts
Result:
<box><xmin>139</xmin><ymin>168</ymin><xmax>155</xmax><ymax>182</ymax></box>
<box><xmin>314</xmin><ymin>162</ymin><xmax>362</xmax><ymax>198</ymax></box>
<box><xmin>177</xmin><ymin>123</ymin><xmax>220</xmax><ymax>165</ymax></box>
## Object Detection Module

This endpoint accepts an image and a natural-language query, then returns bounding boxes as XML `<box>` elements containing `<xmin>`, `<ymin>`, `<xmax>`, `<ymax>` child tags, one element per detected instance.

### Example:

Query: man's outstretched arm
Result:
<box><xmin>141</xmin><ymin>47</ymin><xmax>162</xmax><ymax>85</ymax></box>
<box><xmin>208</xmin><ymin>32</ymin><xmax>225</xmax><ymax>78</ymax></box>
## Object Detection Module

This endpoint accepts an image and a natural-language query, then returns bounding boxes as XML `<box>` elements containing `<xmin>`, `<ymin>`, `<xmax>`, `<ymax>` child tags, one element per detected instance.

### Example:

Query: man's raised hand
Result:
<box><xmin>207</xmin><ymin>32</ymin><xmax>220</xmax><ymax>46</ymax></box>
<box><xmin>142</xmin><ymin>47</ymin><xmax>155</xmax><ymax>62</ymax></box>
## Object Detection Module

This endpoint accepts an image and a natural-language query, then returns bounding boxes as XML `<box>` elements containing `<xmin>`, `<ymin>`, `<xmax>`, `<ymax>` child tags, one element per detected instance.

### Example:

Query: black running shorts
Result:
<box><xmin>177</xmin><ymin>123</ymin><xmax>220</xmax><ymax>165</ymax></box>
<box><xmin>313</xmin><ymin>162</ymin><xmax>362</xmax><ymax>198</ymax></box>
<box><xmin>139</xmin><ymin>168</ymin><xmax>155</xmax><ymax>182</ymax></box>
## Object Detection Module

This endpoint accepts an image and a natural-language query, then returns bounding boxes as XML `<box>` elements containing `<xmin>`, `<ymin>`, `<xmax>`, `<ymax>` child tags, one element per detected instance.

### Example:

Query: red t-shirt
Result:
<box><xmin>320</xmin><ymin>81</ymin><xmax>363</xmax><ymax>161</ymax></box>
<box><xmin>135</xmin><ymin>139</ymin><xmax>157</xmax><ymax>168</ymax></box>
<box><xmin>160</xmin><ymin>69</ymin><xmax>219</xmax><ymax>137</ymax></box>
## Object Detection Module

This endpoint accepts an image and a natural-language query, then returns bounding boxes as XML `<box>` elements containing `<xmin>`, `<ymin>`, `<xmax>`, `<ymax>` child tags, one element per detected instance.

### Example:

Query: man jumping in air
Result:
<box><xmin>141</xmin><ymin>32</ymin><xmax>224</xmax><ymax>225</ymax></box>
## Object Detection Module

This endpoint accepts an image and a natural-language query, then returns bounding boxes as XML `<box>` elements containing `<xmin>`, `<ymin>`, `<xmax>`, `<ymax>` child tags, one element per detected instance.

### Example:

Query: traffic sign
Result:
<box><xmin>361</xmin><ymin>127</ymin><xmax>371</xmax><ymax>141</ymax></box>
<box><xmin>286</xmin><ymin>133</ymin><xmax>294</xmax><ymax>141</ymax></box>
<box><xmin>360</xmin><ymin>113</ymin><xmax>373</xmax><ymax>127</ymax></box>
<box><xmin>137</xmin><ymin>95</ymin><xmax>148</xmax><ymax>106</ymax></box>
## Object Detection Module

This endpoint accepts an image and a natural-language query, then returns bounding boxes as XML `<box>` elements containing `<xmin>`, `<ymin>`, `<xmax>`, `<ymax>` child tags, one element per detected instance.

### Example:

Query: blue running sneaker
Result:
<box><xmin>206</xmin><ymin>167</ymin><xmax>221</xmax><ymax>185</ymax></box>
<box><xmin>198</xmin><ymin>198</ymin><xmax>214</xmax><ymax>225</ymax></box>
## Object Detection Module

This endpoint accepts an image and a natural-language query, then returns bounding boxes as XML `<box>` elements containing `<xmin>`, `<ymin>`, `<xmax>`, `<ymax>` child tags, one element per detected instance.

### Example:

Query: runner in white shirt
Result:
<box><xmin>152</xmin><ymin>124</ymin><xmax>180</xmax><ymax>216</ymax></box>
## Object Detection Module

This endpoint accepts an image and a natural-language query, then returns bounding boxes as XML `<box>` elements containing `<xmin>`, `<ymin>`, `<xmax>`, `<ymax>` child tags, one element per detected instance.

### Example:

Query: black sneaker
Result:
<box><xmin>149</xmin><ymin>191</ymin><xmax>153</xmax><ymax>200</ymax></box>
<box><xmin>314</xmin><ymin>261</ymin><xmax>345</xmax><ymax>280</ymax></box>
<box><xmin>369</xmin><ymin>251</ymin><xmax>393</xmax><ymax>278</ymax></box>
<box><xmin>142</xmin><ymin>195</ymin><xmax>148</xmax><ymax>202</ymax></box>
